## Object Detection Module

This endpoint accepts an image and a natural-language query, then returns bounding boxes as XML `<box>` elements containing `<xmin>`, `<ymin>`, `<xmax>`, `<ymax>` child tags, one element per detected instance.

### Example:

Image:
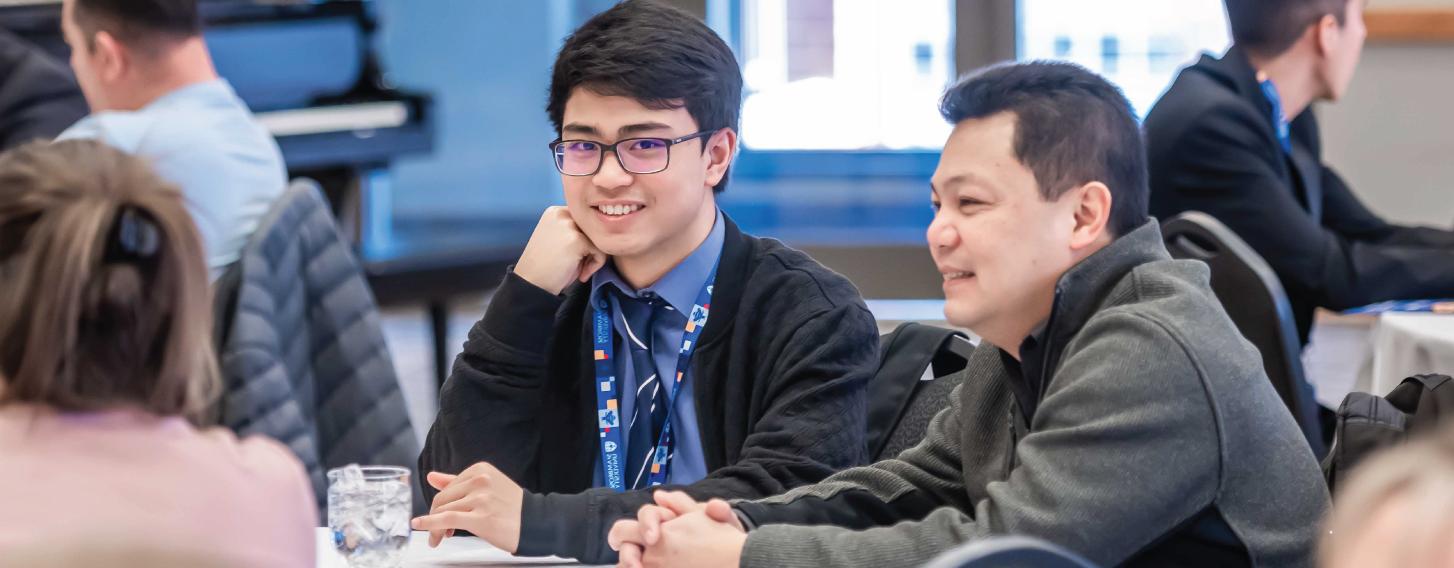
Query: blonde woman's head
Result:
<box><xmin>0</xmin><ymin>139</ymin><xmax>218</xmax><ymax>422</ymax></box>
<box><xmin>1322</xmin><ymin>423</ymin><xmax>1454</xmax><ymax>568</ymax></box>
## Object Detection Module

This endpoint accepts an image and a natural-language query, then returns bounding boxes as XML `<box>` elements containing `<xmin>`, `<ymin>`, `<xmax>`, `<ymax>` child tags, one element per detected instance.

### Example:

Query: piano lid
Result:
<box><xmin>1</xmin><ymin>0</ymin><xmax>394</xmax><ymax>112</ymax></box>
<box><xmin>0</xmin><ymin>0</ymin><xmax>435</xmax><ymax>170</ymax></box>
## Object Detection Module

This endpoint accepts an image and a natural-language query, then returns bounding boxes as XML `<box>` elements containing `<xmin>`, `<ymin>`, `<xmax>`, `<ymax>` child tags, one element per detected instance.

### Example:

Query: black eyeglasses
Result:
<box><xmin>549</xmin><ymin>130</ymin><xmax>716</xmax><ymax>176</ymax></box>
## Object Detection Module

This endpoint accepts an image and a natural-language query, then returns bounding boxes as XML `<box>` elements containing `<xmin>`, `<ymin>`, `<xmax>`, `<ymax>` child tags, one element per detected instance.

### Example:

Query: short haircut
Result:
<box><xmin>1225</xmin><ymin>0</ymin><xmax>1350</xmax><ymax>57</ymax></box>
<box><xmin>547</xmin><ymin>0</ymin><xmax>742</xmax><ymax>193</ymax></box>
<box><xmin>0</xmin><ymin>139</ymin><xmax>219</xmax><ymax>423</ymax></box>
<box><xmin>71</xmin><ymin>0</ymin><xmax>201</xmax><ymax>55</ymax></box>
<box><xmin>940</xmin><ymin>61</ymin><xmax>1149</xmax><ymax>237</ymax></box>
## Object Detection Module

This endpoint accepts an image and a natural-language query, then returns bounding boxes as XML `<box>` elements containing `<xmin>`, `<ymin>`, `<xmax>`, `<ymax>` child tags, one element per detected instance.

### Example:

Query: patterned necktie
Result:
<box><xmin>615</xmin><ymin>289</ymin><xmax>669</xmax><ymax>489</ymax></box>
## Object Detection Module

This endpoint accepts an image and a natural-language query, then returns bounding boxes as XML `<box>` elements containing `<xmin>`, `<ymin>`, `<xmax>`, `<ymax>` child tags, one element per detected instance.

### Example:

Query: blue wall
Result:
<box><xmin>375</xmin><ymin>0</ymin><xmax>584</xmax><ymax>220</ymax></box>
<box><xmin>371</xmin><ymin>0</ymin><xmax>930</xmax><ymax>247</ymax></box>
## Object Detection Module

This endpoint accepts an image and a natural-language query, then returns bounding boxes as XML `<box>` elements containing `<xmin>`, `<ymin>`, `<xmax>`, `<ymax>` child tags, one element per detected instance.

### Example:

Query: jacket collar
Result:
<box><xmin>696</xmin><ymin>214</ymin><xmax>751</xmax><ymax>347</ymax></box>
<box><xmin>1013</xmin><ymin>219</ymin><xmax>1171</xmax><ymax>418</ymax></box>
<box><xmin>1193</xmin><ymin>46</ymin><xmax>1276</xmax><ymax>125</ymax></box>
<box><xmin>563</xmin><ymin>213</ymin><xmax>753</xmax><ymax>347</ymax></box>
<box><xmin>588</xmin><ymin>208</ymin><xmax>726</xmax><ymax>315</ymax></box>
<box><xmin>1191</xmin><ymin>46</ymin><xmax>1326</xmax><ymax>220</ymax></box>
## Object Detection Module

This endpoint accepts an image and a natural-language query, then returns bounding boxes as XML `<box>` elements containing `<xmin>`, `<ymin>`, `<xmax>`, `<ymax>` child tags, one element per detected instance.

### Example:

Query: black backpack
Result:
<box><xmin>867</xmin><ymin>322</ymin><xmax>975</xmax><ymax>461</ymax></box>
<box><xmin>1323</xmin><ymin>374</ymin><xmax>1454</xmax><ymax>494</ymax></box>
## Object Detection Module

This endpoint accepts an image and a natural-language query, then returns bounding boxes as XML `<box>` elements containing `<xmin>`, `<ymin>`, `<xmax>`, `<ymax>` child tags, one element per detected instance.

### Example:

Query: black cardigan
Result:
<box><xmin>418</xmin><ymin>216</ymin><xmax>879</xmax><ymax>562</ymax></box>
<box><xmin>1145</xmin><ymin>46</ymin><xmax>1454</xmax><ymax>343</ymax></box>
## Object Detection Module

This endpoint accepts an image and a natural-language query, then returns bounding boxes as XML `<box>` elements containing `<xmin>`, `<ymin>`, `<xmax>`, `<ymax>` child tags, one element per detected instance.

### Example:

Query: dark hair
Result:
<box><xmin>0</xmin><ymin>139</ymin><xmax>218</xmax><ymax>423</ymax></box>
<box><xmin>939</xmin><ymin>61</ymin><xmax>1149</xmax><ymax>237</ymax></box>
<box><xmin>546</xmin><ymin>0</ymin><xmax>742</xmax><ymax>193</ymax></box>
<box><xmin>1226</xmin><ymin>0</ymin><xmax>1350</xmax><ymax>57</ymax></box>
<box><xmin>71</xmin><ymin>0</ymin><xmax>200</xmax><ymax>55</ymax></box>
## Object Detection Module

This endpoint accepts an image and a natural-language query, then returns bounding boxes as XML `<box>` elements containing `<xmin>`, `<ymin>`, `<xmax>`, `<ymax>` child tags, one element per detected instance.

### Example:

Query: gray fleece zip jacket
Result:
<box><xmin>733</xmin><ymin>220</ymin><xmax>1329</xmax><ymax>567</ymax></box>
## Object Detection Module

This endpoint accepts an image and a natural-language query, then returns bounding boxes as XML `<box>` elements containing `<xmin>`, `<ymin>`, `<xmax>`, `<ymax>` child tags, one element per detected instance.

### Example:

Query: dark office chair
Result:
<box><xmin>869</xmin><ymin>322</ymin><xmax>975</xmax><ymax>460</ymax></box>
<box><xmin>1162</xmin><ymin>212</ymin><xmax>1326</xmax><ymax>458</ymax></box>
<box><xmin>922</xmin><ymin>536</ymin><xmax>1099</xmax><ymax>568</ymax></box>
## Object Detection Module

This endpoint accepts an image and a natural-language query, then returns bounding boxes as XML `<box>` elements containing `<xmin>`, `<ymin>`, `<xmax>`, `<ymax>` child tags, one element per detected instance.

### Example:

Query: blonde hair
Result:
<box><xmin>1321</xmin><ymin>424</ymin><xmax>1454</xmax><ymax>567</ymax></box>
<box><xmin>0</xmin><ymin>139</ymin><xmax>219</xmax><ymax>423</ymax></box>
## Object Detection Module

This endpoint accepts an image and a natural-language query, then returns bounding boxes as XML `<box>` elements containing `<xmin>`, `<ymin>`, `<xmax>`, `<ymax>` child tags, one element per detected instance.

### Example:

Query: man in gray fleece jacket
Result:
<box><xmin>607</xmin><ymin>62</ymin><xmax>1330</xmax><ymax>567</ymax></box>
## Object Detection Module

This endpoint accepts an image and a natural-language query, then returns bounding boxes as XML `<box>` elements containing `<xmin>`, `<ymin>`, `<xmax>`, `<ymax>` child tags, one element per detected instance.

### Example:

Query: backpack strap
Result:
<box><xmin>866</xmin><ymin>322</ymin><xmax>971</xmax><ymax>459</ymax></box>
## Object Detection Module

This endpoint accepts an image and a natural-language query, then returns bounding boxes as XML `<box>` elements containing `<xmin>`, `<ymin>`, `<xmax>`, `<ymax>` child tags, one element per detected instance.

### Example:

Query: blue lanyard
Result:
<box><xmin>1258</xmin><ymin>77</ymin><xmax>1293</xmax><ymax>155</ymax></box>
<box><xmin>591</xmin><ymin>262</ymin><xmax>718</xmax><ymax>492</ymax></box>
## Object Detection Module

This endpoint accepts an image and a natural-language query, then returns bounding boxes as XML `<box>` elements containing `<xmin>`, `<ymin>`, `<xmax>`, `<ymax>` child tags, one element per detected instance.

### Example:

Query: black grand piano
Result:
<box><xmin>2</xmin><ymin>0</ymin><xmax>431</xmax><ymax>239</ymax></box>
<box><xmin>1</xmin><ymin>0</ymin><xmax>521</xmax><ymax>384</ymax></box>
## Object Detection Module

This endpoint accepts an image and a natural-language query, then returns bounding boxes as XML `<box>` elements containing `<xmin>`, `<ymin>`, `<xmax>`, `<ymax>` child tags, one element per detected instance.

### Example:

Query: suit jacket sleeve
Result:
<box><xmin>1320</xmin><ymin>166</ymin><xmax>1454</xmax><ymax>249</ymax></box>
<box><xmin>1163</xmin><ymin>102</ymin><xmax>1454</xmax><ymax>310</ymax></box>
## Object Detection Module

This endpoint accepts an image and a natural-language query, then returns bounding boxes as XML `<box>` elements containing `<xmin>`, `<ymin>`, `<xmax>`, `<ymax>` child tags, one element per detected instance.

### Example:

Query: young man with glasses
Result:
<box><xmin>413</xmin><ymin>1</ymin><xmax>879</xmax><ymax>563</ymax></box>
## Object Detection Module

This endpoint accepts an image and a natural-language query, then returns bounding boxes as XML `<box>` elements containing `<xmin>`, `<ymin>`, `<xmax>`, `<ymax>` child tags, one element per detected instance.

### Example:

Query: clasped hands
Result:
<box><xmin>409</xmin><ymin>465</ymin><xmax>746</xmax><ymax>568</ymax></box>
<box><xmin>607</xmin><ymin>490</ymin><xmax>747</xmax><ymax>568</ymax></box>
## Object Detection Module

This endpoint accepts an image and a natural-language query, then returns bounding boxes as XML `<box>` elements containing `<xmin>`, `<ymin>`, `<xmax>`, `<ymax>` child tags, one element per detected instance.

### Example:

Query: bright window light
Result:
<box><xmin>738</xmin><ymin>0</ymin><xmax>955</xmax><ymax>150</ymax></box>
<box><xmin>1019</xmin><ymin>0</ymin><xmax>1231</xmax><ymax>118</ymax></box>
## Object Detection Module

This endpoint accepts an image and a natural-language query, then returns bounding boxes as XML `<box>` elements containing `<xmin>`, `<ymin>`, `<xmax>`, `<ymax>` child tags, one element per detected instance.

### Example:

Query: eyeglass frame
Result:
<box><xmin>548</xmin><ymin>129</ymin><xmax>719</xmax><ymax>176</ymax></box>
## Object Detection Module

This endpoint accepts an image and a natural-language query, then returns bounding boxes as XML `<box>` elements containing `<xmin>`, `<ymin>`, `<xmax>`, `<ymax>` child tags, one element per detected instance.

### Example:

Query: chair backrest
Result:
<box><xmin>922</xmin><ymin>536</ymin><xmax>1099</xmax><ymax>568</ymax></box>
<box><xmin>1162</xmin><ymin>212</ymin><xmax>1325</xmax><ymax>457</ymax></box>
<box><xmin>869</xmin><ymin>322</ymin><xmax>974</xmax><ymax>460</ymax></box>
<box><xmin>213</xmin><ymin>178</ymin><xmax>423</xmax><ymax>516</ymax></box>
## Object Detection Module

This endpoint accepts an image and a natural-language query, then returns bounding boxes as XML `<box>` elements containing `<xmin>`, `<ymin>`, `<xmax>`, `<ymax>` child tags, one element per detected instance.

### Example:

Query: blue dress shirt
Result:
<box><xmin>587</xmin><ymin>208</ymin><xmax>725</xmax><ymax>487</ymax></box>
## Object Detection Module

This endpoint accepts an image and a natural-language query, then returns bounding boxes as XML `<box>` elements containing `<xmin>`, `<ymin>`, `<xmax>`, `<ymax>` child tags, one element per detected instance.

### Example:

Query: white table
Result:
<box><xmin>1356</xmin><ymin>312</ymin><xmax>1454</xmax><ymax>397</ymax></box>
<box><xmin>864</xmin><ymin>299</ymin><xmax>978</xmax><ymax>339</ymax></box>
<box><xmin>315</xmin><ymin>528</ymin><xmax>605</xmax><ymax>567</ymax></box>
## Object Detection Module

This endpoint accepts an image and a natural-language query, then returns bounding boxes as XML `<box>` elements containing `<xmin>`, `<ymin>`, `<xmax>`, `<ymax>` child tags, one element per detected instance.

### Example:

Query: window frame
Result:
<box><xmin>712</xmin><ymin>0</ymin><xmax>976</xmax><ymax>179</ymax></box>
<box><xmin>1013</xmin><ymin>0</ymin><xmax>1231</xmax><ymax>119</ymax></box>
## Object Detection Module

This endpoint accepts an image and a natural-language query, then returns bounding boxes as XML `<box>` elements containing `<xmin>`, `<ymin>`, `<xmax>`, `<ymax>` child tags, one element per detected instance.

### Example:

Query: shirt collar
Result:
<box><xmin>142</xmin><ymin>78</ymin><xmax>236</xmax><ymax>112</ymax></box>
<box><xmin>590</xmin><ymin>208</ymin><xmax>725</xmax><ymax>313</ymax></box>
<box><xmin>1018</xmin><ymin>320</ymin><xmax>1049</xmax><ymax>357</ymax></box>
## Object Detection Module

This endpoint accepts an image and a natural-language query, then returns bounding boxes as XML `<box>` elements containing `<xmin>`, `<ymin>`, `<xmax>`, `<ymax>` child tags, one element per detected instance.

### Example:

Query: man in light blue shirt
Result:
<box><xmin>55</xmin><ymin>0</ymin><xmax>285</xmax><ymax>277</ymax></box>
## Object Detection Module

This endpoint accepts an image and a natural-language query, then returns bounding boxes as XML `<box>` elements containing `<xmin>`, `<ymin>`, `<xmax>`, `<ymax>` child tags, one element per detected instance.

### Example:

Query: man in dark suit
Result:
<box><xmin>1146</xmin><ymin>0</ymin><xmax>1454</xmax><ymax>345</ymax></box>
<box><xmin>0</xmin><ymin>28</ymin><xmax>87</xmax><ymax>150</ymax></box>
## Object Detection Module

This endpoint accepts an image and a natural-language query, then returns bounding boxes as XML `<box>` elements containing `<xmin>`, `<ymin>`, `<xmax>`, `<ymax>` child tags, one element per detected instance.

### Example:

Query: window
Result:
<box><xmin>1018</xmin><ymin>0</ymin><xmax>1230</xmax><ymax>118</ymax></box>
<box><xmin>736</xmin><ymin>0</ymin><xmax>955</xmax><ymax>151</ymax></box>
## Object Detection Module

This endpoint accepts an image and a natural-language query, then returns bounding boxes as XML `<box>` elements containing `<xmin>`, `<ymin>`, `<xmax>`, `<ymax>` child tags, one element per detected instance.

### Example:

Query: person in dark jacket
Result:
<box><xmin>411</xmin><ymin>1</ymin><xmax>878</xmax><ymax>563</ymax></box>
<box><xmin>1146</xmin><ymin>0</ymin><xmax>1454</xmax><ymax>345</ymax></box>
<box><xmin>0</xmin><ymin>28</ymin><xmax>87</xmax><ymax>150</ymax></box>
<box><xmin>609</xmin><ymin>61</ymin><xmax>1329</xmax><ymax>568</ymax></box>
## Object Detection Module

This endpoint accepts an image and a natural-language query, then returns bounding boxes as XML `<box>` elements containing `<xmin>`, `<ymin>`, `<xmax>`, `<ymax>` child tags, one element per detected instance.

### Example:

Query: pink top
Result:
<box><xmin>0</xmin><ymin>404</ymin><xmax>316</xmax><ymax>567</ymax></box>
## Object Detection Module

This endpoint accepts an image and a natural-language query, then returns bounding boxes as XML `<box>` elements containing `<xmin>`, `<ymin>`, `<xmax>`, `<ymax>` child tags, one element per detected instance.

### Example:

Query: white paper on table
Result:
<box><xmin>316</xmin><ymin>528</ymin><xmax>592</xmax><ymax>567</ymax></box>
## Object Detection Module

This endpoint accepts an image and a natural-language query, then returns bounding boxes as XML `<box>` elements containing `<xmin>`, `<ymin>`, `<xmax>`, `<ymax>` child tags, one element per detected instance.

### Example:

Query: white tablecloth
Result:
<box><xmin>1357</xmin><ymin>313</ymin><xmax>1454</xmax><ymax>396</ymax></box>
<box><xmin>315</xmin><ymin>528</ymin><xmax>603</xmax><ymax>567</ymax></box>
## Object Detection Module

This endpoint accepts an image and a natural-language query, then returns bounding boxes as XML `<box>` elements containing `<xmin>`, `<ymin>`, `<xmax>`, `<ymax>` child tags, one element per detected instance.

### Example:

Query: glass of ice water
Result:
<box><xmin>328</xmin><ymin>465</ymin><xmax>412</xmax><ymax>568</ymax></box>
